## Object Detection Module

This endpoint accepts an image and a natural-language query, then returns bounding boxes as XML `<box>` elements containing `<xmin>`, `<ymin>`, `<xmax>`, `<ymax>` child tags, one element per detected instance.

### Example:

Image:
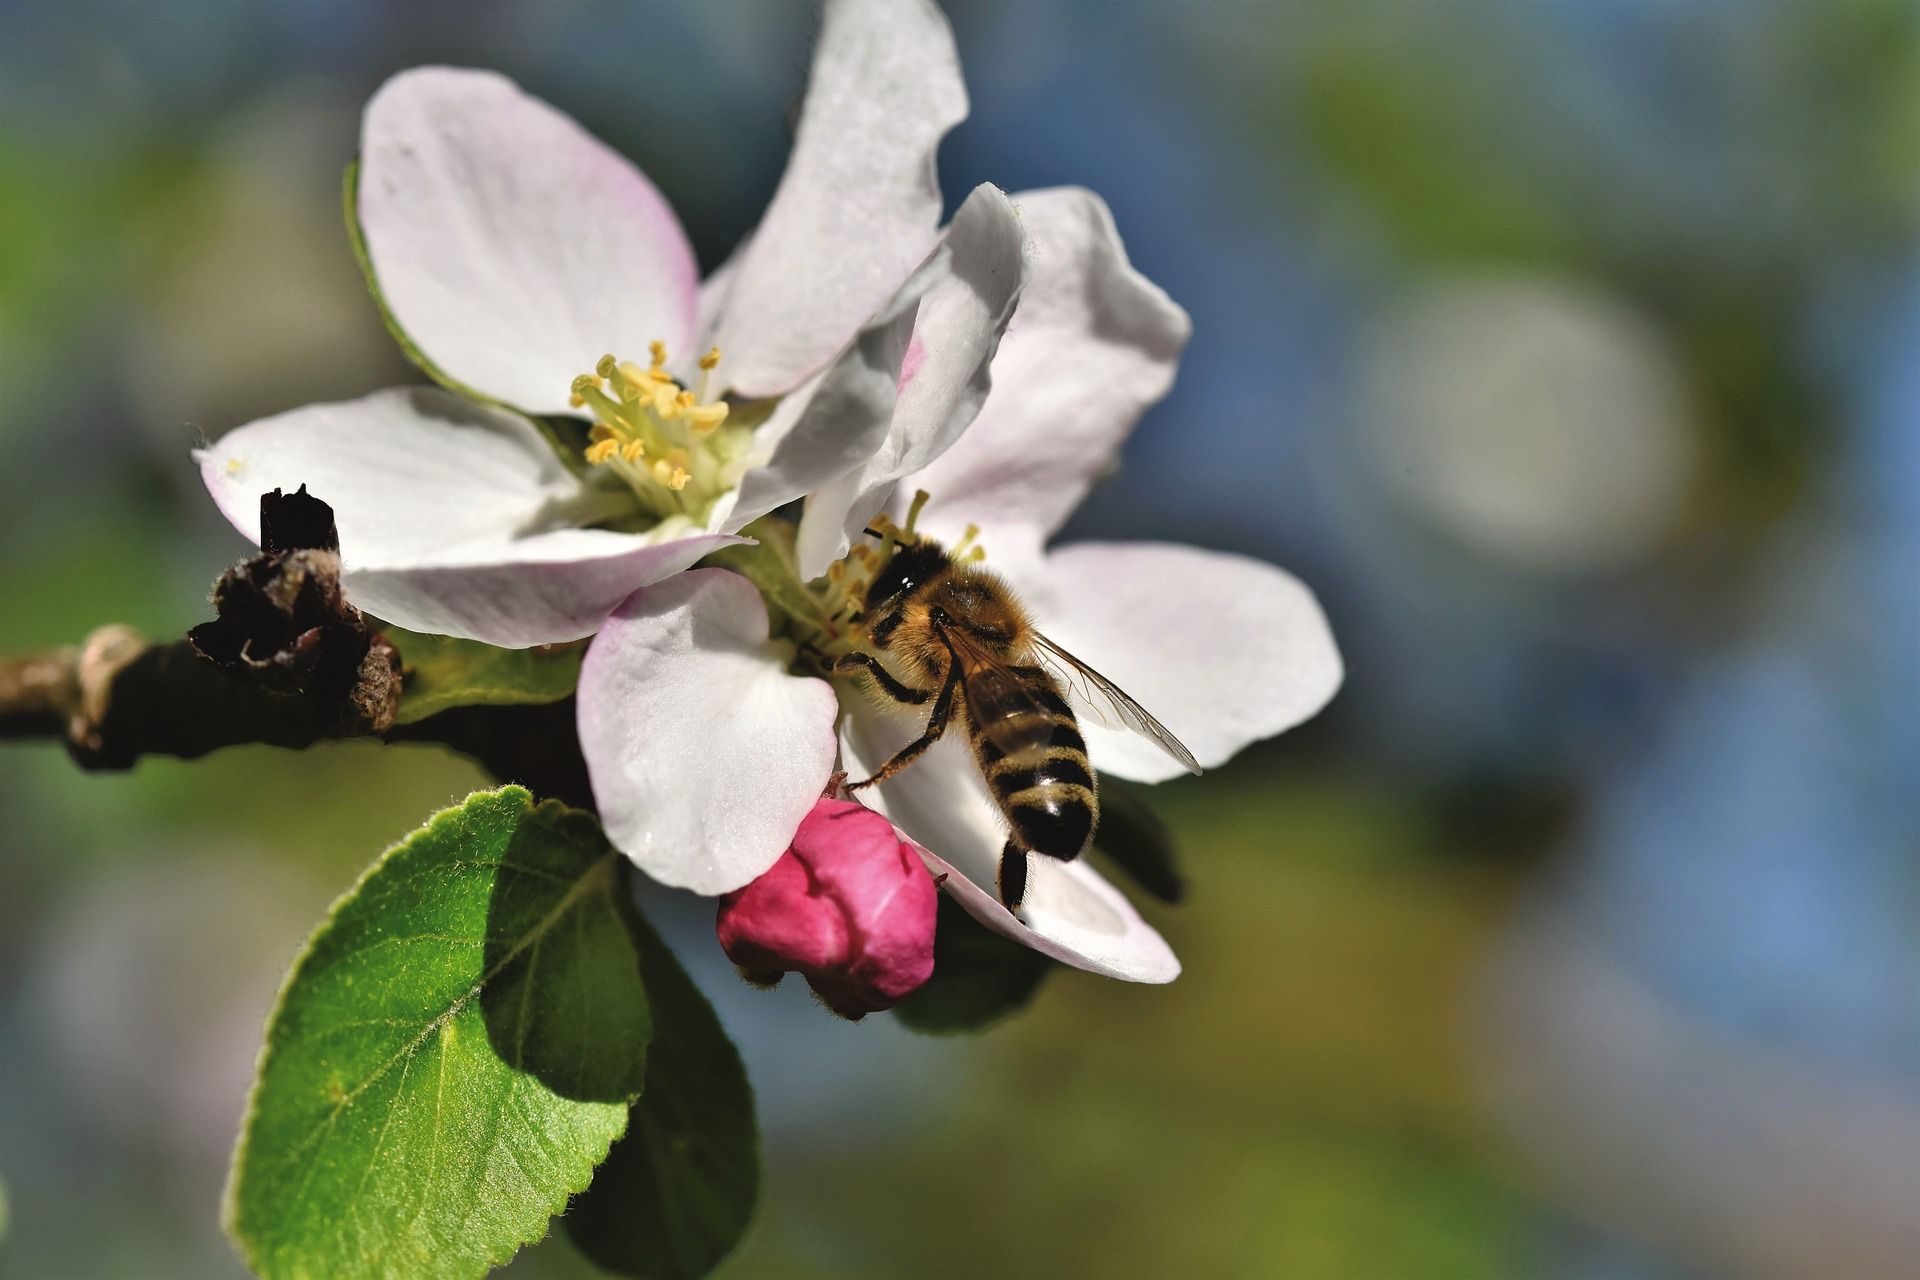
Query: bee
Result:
<box><xmin>832</xmin><ymin>528</ymin><xmax>1201</xmax><ymax>910</ymax></box>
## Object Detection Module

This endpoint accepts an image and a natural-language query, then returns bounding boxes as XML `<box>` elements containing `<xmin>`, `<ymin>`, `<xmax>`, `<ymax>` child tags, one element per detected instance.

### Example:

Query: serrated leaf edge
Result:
<box><xmin>223</xmin><ymin>785</ymin><xmax>639</xmax><ymax>1279</ymax></box>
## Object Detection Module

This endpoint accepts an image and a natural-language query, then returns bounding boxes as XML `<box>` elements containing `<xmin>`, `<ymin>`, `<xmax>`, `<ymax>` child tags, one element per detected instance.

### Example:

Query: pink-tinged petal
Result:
<box><xmin>195</xmin><ymin>386</ymin><xmax>738</xmax><ymax>646</ymax></box>
<box><xmin>716</xmin><ymin>797</ymin><xmax>937</xmax><ymax>1019</ymax></box>
<box><xmin>713</xmin><ymin>274</ymin><xmax>922</xmax><ymax>535</ymax></box>
<box><xmin>920</xmin><ymin>845</ymin><xmax>1180</xmax><ymax>985</ymax></box>
<box><xmin>902</xmin><ymin>187</ymin><xmax>1191</xmax><ymax>544</ymax></box>
<box><xmin>841</xmin><ymin>708</ymin><xmax>1179</xmax><ymax>983</ymax></box>
<box><xmin>794</xmin><ymin>184</ymin><xmax>1028</xmax><ymax>577</ymax></box>
<box><xmin>714</xmin><ymin>0</ymin><xmax>967</xmax><ymax>397</ymax></box>
<box><xmin>358</xmin><ymin>67</ymin><xmax>697</xmax><ymax>415</ymax></box>
<box><xmin>579</xmin><ymin>570</ymin><xmax>840</xmax><ymax>894</ymax></box>
<box><xmin>1026</xmin><ymin>542</ymin><xmax>1343</xmax><ymax>783</ymax></box>
<box><xmin>344</xmin><ymin>530</ymin><xmax>738</xmax><ymax>648</ymax></box>
<box><xmin>689</xmin><ymin>233</ymin><xmax>749</xmax><ymax>370</ymax></box>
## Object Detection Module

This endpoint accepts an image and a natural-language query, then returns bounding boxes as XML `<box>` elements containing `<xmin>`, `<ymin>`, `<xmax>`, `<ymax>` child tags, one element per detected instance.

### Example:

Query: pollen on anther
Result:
<box><xmin>649</xmin><ymin>339</ymin><xmax>669</xmax><ymax>370</ymax></box>
<box><xmin>698</xmin><ymin>345</ymin><xmax>722</xmax><ymax>371</ymax></box>
<box><xmin>621</xmin><ymin>439</ymin><xmax>646</xmax><ymax>462</ymax></box>
<box><xmin>684</xmin><ymin>401</ymin><xmax>728</xmax><ymax>434</ymax></box>
<box><xmin>585</xmin><ymin>439</ymin><xmax>620</xmax><ymax>465</ymax></box>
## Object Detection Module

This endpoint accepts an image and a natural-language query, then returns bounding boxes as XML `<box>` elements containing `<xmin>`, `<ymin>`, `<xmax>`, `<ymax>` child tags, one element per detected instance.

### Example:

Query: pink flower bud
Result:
<box><xmin>716</xmin><ymin>797</ymin><xmax>938</xmax><ymax>1019</ymax></box>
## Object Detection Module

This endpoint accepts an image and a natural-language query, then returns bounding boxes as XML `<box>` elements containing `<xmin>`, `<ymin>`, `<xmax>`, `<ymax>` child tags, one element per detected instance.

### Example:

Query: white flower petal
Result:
<box><xmin>200</xmin><ymin>386</ymin><xmax>578</xmax><ymax>556</ymax></box>
<box><xmin>842</xmin><ymin>707</ymin><xmax>1179</xmax><ymax>983</ymax></box>
<box><xmin>358</xmin><ymin>67</ymin><xmax>698</xmax><ymax>415</ymax></box>
<box><xmin>716</xmin><ymin>277</ymin><xmax>921</xmax><ymax>535</ymax></box>
<box><xmin>794</xmin><ymin>184</ymin><xmax>1028</xmax><ymax>577</ymax></box>
<box><xmin>343</xmin><ymin>530</ymin><xmax>738</xmax><ymax>648</ymax></box>
<box><xmin>579</xmin><ymin>569</ymin><xmax>840</xmax><ymax>894</ymax></box>
<box><xmin>690</xmin><ymin>234</ymin><xmax>748</xmax><ymax>370</ymax></box>
<box><xmin>903</xmin><ymin>186</ymin><xmax>1191</xmax><ymax>541</ymax></box>
<box><xmin>1027</xmin><ymin>542</ymin><xmax>1343</xmax><ymax>783</ymax></box>
<box><xmin>197</xmin><ymin>386</ymin><xmax>739</xmax><ymax>646</ymax></box>
<box><xmin>714</xmin><ymin>0</ymin><xmax>967</xmax><ymax>397</ymax></box>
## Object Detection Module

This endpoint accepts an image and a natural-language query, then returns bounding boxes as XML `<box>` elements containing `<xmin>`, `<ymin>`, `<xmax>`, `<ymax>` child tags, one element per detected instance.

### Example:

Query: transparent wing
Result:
<box><xmin>1029</xmin><ymin>632</ymin><xmax>1202</xmax><ymax>775</ymax></box>
<box><xmin>939</xmin><ymin>625</ymin><xmax>1066</xmax><ymax>755</ymax></box>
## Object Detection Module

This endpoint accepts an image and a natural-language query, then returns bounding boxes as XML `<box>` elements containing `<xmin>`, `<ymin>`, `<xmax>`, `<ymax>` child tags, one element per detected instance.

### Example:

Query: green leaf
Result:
<box><xmin>1092</xmin><ymin>781</ymin><xmax>1185</xmax><ymax>904</ymax></box>
<box><xmin>384</xmin><ymin>626</ymin><xmax>584</xmax><ymax>726</ymax></box>
<box><xmin>566</xmin><ymin>910</ymin><xmax>760</xmax><ymax>1279</ymax></box>
<box><xmin>893</xmin><ymin>895</ymin><xmax>1053</xmax><ymax>1035</ymax></box>
<box><xmin>227</xmin><ymin>786</ymin><xmax>651</xmax><ymax>1280</ymax></box>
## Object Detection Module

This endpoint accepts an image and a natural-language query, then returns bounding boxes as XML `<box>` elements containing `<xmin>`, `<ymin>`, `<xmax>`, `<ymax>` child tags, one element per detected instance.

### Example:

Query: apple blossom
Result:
<box><xmin>577</xmin><ymin>187</ymin><xmax>1344</xmax><ymax>985</ymax></box>
<box><xmin>196</xmin><ymin>0</ymin><xmax>1025</xmax><ymax>648</ymax></box>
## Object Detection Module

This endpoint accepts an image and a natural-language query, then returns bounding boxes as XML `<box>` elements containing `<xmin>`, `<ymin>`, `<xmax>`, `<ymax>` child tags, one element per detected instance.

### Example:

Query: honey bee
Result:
<box><xmin>832</xmin><ymin>528</ymin><xmax>1200</xmax><ymax>910</ymax></box>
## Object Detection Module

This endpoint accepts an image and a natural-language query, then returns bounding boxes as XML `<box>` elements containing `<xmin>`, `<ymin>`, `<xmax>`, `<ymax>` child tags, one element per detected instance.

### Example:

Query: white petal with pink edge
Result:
<box><xmin>357</xmin><ymin>67</ymin><xmax>698</xmax><ymax>416</ymax></box>
<box><xmin>196</xmin><ymin>386</ymin><xmax>739</xmax><ymax>647</ymax></box>
<box><xmin>841</xmin><ymin>707</ymin><xmax>1180</xmax><ymax>983</ymax></box>
<box><xmin>1023</xmin><ymin>541</ymin><xmax>1344</xmax><ymax>783</ymax></box>
<box><xmin>714</xmin><ymin>0</ymin><xmax>968</xmax><ymax>397</ymax></box>
<box><xmin>579</xmin><ymin>569</ymin><xmax>841</xmax><ymax>894</ymax></box>
<box><xmin>794</xmin><ymin>183</ymin><xmax>1029</xmax><ymax>577</ymax></box>
<box><xmin>900</xmin><ymin>186</ymin><xmax>1191</xmax><ymax>542</ymax></box>
<box><xmin>712</xmin><ymin>273</ymin><xmax>923</xmax><ymax>535</ymax></box>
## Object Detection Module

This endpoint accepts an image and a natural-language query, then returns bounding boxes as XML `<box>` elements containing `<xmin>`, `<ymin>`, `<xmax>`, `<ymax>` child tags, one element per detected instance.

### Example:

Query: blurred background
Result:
<box><xmin>3</xmin><ymin>1</ymin><xmax>1918</xmax><ymax>1276</ymax></box>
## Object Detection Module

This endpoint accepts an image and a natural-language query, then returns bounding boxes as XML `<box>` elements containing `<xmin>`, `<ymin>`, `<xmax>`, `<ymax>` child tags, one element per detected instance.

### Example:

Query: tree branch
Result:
<box><xmin>0</xmin><ymin>486</ymin><xmax>593</xmax><ymax>807</ymax></box>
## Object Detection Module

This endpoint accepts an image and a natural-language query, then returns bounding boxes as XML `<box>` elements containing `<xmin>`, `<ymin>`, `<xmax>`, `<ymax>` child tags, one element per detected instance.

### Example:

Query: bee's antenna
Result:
<box><xmin>862</xmin><ymin>526</ymin><xmax>885</xmax><ymax>539</ymax></box>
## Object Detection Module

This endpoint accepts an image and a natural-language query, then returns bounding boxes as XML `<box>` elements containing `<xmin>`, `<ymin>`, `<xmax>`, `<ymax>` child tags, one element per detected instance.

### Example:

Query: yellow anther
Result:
<box><xmin>588</xmin><ymin>422</ymin><xmax>617</xmax><ymax>442</ymax></box>
<box><xmin>572</xmin><ymin>373</ymin><xmax>602</xmax><ymax>398</ymax></box>
<box><xmin>964</xmin><ymin>546</ymin><xmax>986</xmax><ymax>563</ymax></box>
<box><xmin>698</xmin><ymin>346</ymin><xmax>722</xmax><ymax>371</ymax></box>
<box><xmin>619</xmin><ymin>360</ymin><xmax>671</xmax><ymax>387</ymax></box>
<box><xmin>569</xmin><ymin>392</ymin><xmax>586</xmax><ymax>409</ymax></box>
<box><xmin>621</xmin><ymin>439</ymin><xmax>647</xmax><ymax>462</ymax></box>
<box><xmin>950</xmin><ymin>522</ymin><xmax>983</xmax><ymax>560</ymax></box>
<box><xmin>649</xmin><ymin>339</ymin><xmax>669</xmax><ymax>370</ymax></box>
<box><xmin>224</xmin><ymin>457</ymin><xmax>244</xmax><ymax>476</ymax></box>
<box><xmin>585</xmin><ymin>439</ymin><xmax>620</xmax><ymax>465</ymax></box>
<box><xmin>595</xmin><ymin>354</ymin><xmax>619</xmax><ymax>381</ymax></box>
<box><xmin>651</xmin><ymin>381</ymin><xmax>680</xmax><ymax>418</ymax></box>
<box><xmin>669</xmin><ymin>466</ymin><xmax>692</xmax><ymax>491</ymax></box>
<box><xmin>684</xmin><ymin>402</ymin><xmax>729</xmax><ymax>435</ymax></box>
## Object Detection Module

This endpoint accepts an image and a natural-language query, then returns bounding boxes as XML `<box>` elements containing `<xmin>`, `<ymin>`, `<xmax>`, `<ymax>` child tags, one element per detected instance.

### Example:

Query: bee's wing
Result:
<box><xmin>1029</xmin><ymin>632</ymin><xmax>1203</xmax><ymax>776</ymax></box>
<box><xmin>940</xmin><ymin>626</ymin><xmax>1069</xmax><ymax>751</ymax></box>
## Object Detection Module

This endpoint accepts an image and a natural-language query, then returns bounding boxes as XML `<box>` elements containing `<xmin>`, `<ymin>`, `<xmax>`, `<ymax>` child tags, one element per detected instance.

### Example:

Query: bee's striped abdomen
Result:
<box><xmin>969</xmin><ymin>665</ymin><xmax>1098</xmax><ymax>862</ymax></box>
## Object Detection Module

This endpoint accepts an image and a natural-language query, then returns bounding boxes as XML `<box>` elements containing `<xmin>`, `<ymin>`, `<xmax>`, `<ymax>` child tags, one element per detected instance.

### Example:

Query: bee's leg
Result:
<box><xmin>829</xmin><ymin>651</ymin><xmax>932</xmax><ymax>705</ymax></box>
<box><xmin>845</xmin><ymin>660</ymin><xmax>961</xmax><ymax>790</ymax></box>
<box><xmin>998</xmin><ymin>841</ymin><xmax>1029</xmax><ymax>911</ymax></box>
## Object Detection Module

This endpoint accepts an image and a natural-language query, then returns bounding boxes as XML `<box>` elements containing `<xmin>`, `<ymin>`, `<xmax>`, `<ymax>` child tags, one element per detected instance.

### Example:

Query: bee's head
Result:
<box><xmin>861</xmin><ymin>538</ymin><xmax>949</xmax><ymax>613</ymax></box>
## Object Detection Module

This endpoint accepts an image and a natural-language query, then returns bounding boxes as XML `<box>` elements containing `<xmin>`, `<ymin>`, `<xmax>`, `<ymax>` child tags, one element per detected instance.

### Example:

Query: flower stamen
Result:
<box><xmin>568</xmin><ymin>341</ymin><xmax>746</xmax><ymax>517</ymax></box>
